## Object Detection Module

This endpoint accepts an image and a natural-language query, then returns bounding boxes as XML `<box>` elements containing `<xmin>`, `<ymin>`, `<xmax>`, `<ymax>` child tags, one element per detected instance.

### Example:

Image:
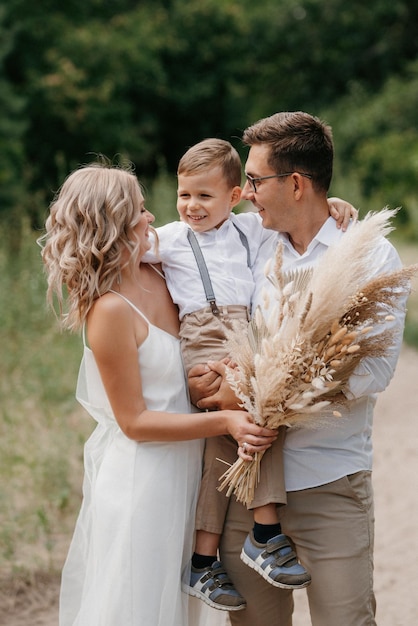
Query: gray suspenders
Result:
<box><xmin>186</xmin><ymin>223</ymin><xmax>251</xmax><ymax>316</ymax></box>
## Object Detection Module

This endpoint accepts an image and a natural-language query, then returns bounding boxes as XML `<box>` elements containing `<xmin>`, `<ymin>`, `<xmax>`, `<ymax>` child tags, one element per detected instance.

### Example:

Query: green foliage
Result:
<box><xmin>325</xmin><ymin>59</ymin><xmax>418</xmax><ymax>238</ymax></box>
<box><xmin>2</xmin><ymin>0</ymin><xmax>252</xmax><ymax>227</ymax></box>
<box><xmin>0</xmin><ymin>224</ymin><xmax>91</xmax><ymax>574</ymax></box>
<box><xmin>0</xmin><ymin>0</ymin><xmax>418</xmax><ymax>234</ymax></box>
<box><xmin>0</xmin><ymin>5</ymin><xmax>27</xmax><ymax>219</ymax></box>
<box><xmin>143</xmin><ymin>0</ymin><xmax>250</xmax><ymax>165</ymax></box>
<box><xmin>395</xmin><ymin>242</ymin><xmax>418</xmax><ymax>349</ymax></box>
<box><xmin>145</xmin><ymin>161</ymin><xmax>179</xmax><ymax>226</ymax></box>
<box><xmin>243</xmin><ymin>0</ymin><xmax>418</xmax><ymax>116</ymax></box>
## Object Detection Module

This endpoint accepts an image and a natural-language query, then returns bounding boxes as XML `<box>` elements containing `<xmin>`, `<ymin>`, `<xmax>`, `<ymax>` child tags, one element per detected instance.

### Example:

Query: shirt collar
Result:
<box><xmin>276</xmin><ymin>216</ymin><xmax>344</xmax><ymax>257</ymax></box>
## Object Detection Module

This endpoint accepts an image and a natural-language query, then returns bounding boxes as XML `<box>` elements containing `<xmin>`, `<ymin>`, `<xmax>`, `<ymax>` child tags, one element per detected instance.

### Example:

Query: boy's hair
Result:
<box><xmin>39</xmin><ymin>163</ymin><xmax>149</xmax><ymax>331</ymax></box>
<box><xmin>177</xmin><ymin>138</ymin><xmax>242</xmax><ymax>188</ymax></box>
<box><xmin>243</xmin><ymin>111</ymin><xmax>334</xmax><ymax>192</ymax></box>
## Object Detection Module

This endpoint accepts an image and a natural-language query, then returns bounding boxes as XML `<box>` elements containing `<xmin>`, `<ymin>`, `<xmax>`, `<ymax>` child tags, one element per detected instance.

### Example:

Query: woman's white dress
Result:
<box><xmin>59</xmin><ymin>297</ymin><xmax>204</xmax><ymax>626</ymax></box>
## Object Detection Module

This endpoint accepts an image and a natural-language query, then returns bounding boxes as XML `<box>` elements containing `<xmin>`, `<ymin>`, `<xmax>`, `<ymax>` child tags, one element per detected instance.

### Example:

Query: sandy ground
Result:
<box><xmin>2</xmin><ymin>343</ymin><xmax>417</xmax><ymax>626</ymax></box>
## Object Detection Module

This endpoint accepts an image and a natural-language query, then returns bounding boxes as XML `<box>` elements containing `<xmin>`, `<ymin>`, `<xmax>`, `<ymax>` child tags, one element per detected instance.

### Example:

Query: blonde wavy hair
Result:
<box><xmin>39</xmin><ymin>163</ymin><xmax>151</xmax><ymax>331</ymax></box>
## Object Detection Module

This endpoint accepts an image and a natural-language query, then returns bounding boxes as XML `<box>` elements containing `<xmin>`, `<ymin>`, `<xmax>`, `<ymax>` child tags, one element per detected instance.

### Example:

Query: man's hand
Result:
<box><xmin>188</xmin><ymin>358</ymin><xmax>240</xmax><ymax>410</ymax></box>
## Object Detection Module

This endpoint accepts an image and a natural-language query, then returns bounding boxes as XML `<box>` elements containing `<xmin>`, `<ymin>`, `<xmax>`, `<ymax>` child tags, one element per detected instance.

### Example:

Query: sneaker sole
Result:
<box><xmin>182</xmin><ymin>583</ymin><xmax>246</xmax><ymax>611</ymax></box>
<box><xmin>240</xmin><ymin>549</ymin><xmax>311</xmax><ymax>590</ymax></box>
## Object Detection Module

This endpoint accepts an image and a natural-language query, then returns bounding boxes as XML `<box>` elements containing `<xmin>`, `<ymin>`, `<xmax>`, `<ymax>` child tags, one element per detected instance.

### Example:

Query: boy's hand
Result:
<box><xmin>188</xmin><ymin>359</ymin><xmax>240</xmax><ymax>410</ymax></box>
<box><xmin>328</xmin><ymin>197</ymin><xmax>358</xmax><ymax>231</ymax></box>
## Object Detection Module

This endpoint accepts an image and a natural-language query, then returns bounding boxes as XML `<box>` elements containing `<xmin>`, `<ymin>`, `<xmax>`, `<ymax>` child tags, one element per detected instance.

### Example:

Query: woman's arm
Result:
<box><xmin>87</xmin><ymin>294</ymin><xmax>276</xmax><ymax>450</ymax></box>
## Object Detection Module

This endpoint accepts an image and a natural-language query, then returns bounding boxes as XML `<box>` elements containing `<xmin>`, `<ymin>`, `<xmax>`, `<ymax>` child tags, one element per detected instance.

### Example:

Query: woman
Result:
<box><xmin>39</xmin><ymin>163</ymin><xmax>275</xmax><ymax>626</ymax></box>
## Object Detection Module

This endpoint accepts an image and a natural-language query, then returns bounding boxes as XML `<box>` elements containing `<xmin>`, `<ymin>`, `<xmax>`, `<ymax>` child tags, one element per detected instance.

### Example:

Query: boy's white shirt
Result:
<box><xmin>144</xmin><ymin>211</ymin><xmax>270</xmax><ymax>319</ymax></box>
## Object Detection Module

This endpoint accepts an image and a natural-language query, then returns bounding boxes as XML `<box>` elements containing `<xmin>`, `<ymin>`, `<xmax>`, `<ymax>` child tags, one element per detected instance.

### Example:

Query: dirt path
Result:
<box><xmin>0</xmin><ymin>572</ymin><xmax>60</xmax><ymax>626</ymax></box>
<box><xmin>3</xmin><ymin>344</ymin><xmax>418</xmax><ymax>625</ymax></box>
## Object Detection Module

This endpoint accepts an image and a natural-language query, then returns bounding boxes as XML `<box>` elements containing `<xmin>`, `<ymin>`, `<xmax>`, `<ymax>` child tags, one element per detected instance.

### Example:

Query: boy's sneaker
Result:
<box><xmin>240</xmin><ymin>531</ymin><xmax>311</xmax><ymax>589</ymax></box>
<box><xmin>182</xmin><ymin>560</ymin><xmax>246</xmax><ymax>611</ymax></box>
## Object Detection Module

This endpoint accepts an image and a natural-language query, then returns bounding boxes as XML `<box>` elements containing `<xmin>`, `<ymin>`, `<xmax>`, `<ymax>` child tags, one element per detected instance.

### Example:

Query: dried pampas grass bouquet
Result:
<box><xmin>218</xmin><ymin>208</ymin><xmax>417</xmax><ymax>506</ymax></box>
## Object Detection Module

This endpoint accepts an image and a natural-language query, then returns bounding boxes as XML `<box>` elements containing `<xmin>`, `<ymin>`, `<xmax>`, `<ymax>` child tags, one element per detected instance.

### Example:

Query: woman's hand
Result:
<box><xmin>238</xmin><ymin>444</ymin><xmax>256</xmax><ymax>462</ymax></box>
<box><xmin>224</xmin><ymin>410</ymin><xmax>277</xmax><ymax>454</ymax></box>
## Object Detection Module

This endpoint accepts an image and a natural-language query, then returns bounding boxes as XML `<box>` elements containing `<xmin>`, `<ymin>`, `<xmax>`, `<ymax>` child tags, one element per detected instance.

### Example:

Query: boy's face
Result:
<box><xmin>177</xmin><ymin>166</ymin><xmax>241</xmax><ymax>232</ymax></box>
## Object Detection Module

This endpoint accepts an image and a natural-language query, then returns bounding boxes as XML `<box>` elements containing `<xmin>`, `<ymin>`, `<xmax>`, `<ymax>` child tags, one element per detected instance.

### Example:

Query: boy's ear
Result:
<box><xmin>230</xmin><ymin>185</ymin><xmax>242</xmax><ymax>207</ymax></box>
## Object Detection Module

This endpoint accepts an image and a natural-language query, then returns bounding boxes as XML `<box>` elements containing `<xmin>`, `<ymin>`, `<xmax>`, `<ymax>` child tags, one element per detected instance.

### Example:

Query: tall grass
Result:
<box><xmin>0</xmin><ymin>205</ymin><xmax>416</xmax><ymax>580</ymax></box>
<box><xmin>396</xmin><ymin>241</ymin><xmax>418</xmax><ymax>346</ymax></box>
<box><xmin>0</xmin><ymin>222</ymin><xmax>91</xmax><ymax>578</ymax></box>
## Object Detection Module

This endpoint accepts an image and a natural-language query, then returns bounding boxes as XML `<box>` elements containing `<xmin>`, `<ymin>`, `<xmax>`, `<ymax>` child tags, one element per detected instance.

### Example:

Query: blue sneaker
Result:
<box><xmin>182</xmin><ymin>560</ymin><xmax>246</xmax><ymax>611</ymax></box>
<box><xmin>240</xmin><ymin>531</ymin><xmax>311</xmax><ymax>589</ymax></box>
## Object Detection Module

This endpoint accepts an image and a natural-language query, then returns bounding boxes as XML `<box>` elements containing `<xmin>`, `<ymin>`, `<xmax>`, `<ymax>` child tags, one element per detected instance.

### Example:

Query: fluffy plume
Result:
<box><xmin>218</xmin><ymin>210</ymin><xmax>417</xmax><ymax>505</ymax></box>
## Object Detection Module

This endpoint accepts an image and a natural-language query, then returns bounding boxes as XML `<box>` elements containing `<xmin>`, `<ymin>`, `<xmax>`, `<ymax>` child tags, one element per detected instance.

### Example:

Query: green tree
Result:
<box><xmin>240</xmin><ymin>0</ymin><xmax>418</xmax><ymax>120</ymax></box>
<box><xmin>1</xmin><ymin>0</ymin><xmax>418</xmax><ymax>240</ymax></box>
<box><xmin>0</xmin><ymin>4</ymin><xmax>26</xmax><ymax>225</ymax></box>
<box><xmin>325</xmin><ymin>58</ymin><xmax>418</xmax><ymax>237</ymax></box>
<box><xmin>3</xmin><ymin>0</ymin><xmax>252</xmax><ymax>225</ymax></box>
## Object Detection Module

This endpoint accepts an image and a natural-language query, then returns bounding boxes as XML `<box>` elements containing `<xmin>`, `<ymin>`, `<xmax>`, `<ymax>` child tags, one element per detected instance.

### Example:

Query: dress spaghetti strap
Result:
<box><xmin>108</xmin><ymin>290</ymin><xmax>149</xmax><ymax>323</ymax></box>
<box><xmin>148</xmin><ymin>263</ymin><xmax>165</xmax><ymax>279</ymax></box>
<box><xmin>81</xmin><ymin>291</ymin><xmax>149</xmax><ymax>348</ymax></box>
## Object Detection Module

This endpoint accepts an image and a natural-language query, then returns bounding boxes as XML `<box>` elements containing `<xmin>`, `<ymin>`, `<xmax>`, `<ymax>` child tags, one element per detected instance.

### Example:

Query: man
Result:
<box><xmin>190</xmin><ymin>111</ymin><xmax>407</xmax><ymax>625</ymax></box>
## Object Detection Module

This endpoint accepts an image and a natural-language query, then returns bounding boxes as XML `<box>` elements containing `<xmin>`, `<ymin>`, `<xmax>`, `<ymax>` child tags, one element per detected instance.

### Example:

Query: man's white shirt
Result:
<box><xmin>252</xmin><ymin>216</ymin><xmax>406</xmax><ymax>491</ymax></box>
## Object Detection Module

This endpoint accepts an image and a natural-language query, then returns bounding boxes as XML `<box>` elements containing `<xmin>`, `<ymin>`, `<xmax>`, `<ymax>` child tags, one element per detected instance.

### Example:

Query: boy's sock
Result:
<box><xmin>192</xmin><ymin>552</ymin><xmax>217</xmax><ymax>569</ymax></box>
<box><xmin>253</xmin><ymin>521</ymin><xmax>282</xmax><ymax>544</ymax></box>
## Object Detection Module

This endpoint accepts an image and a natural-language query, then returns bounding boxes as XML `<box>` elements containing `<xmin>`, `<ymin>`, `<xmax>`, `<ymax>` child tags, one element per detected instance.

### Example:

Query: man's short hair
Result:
<box><xmin>243</xmin><ymin>111</ymin><xmax>334</xmax><ymax>192</ymax></box>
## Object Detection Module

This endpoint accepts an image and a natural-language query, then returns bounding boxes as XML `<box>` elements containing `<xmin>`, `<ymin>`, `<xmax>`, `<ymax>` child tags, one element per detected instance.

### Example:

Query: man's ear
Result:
<box><xmin>292</xmin><ymin>173</ymin><xmax>308</xmax><ymax>200</ymax></box>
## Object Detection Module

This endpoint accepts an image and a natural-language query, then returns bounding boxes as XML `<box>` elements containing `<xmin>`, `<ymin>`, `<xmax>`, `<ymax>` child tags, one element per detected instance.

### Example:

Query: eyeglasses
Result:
<box><xmin>245</xmin><ymin>172</ymin><xmax>312</xmax><ymax>193</ymax></box>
